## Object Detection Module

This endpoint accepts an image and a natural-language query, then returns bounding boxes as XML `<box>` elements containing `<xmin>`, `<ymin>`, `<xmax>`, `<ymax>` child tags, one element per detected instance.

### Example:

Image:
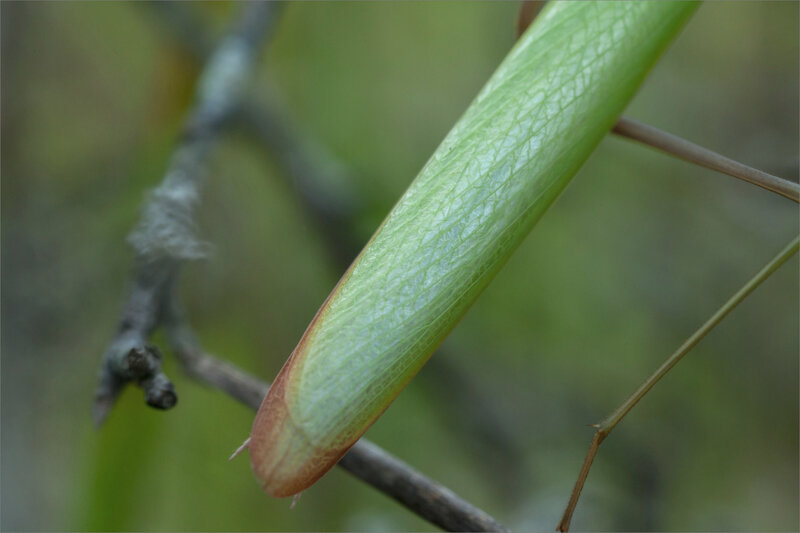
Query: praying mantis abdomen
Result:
<box><xmin>248</xmin><ymin>1</ymin><xmax>698</xmax><ymax>497</ymax></box>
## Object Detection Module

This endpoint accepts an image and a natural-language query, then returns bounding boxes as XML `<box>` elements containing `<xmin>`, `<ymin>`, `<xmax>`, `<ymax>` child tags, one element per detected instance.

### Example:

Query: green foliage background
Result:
<box><xmin>1</xmin><ymin>2</ymin><xmax>797</xmax><ymax>531</ymax></box>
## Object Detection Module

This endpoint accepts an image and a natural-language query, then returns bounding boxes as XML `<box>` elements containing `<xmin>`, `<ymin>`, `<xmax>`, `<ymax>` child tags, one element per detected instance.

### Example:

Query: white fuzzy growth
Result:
<box><xmin>127</xmin><ymin>148</ymin><xmax>213</xmax><ymax>262</ymax></box>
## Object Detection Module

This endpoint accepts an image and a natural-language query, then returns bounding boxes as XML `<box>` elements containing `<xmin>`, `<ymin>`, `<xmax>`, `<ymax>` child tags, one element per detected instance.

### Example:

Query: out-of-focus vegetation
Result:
<box><xmin>1</xmin><ymin>2</ymin><xmax>797</xmax><ymax>531</ymax></box>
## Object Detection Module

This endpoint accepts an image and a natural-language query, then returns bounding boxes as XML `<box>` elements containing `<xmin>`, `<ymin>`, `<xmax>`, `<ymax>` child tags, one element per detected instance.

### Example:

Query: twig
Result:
<box><xmin>556</xmin><ymin>235</ymin><xmax>800</xmax><ymax>532</ymax></box>
<box><xmin>93</xmin><ymin>1</ymin><xmax>282</xmax><ymax>426</ymax></box>
<box><xmin>339</xmin><ymin>440</ymin><xmax>509</xmax><ymax>533</ymax></box>
<box><xmin>234</xmin><ymin>102</ymin><xmax>364</xmax><ymax>268</ymax></box>
<box><xmin>162</xmin><ymin>296</ymin><xmax>511</xmax><ymax>533</ymax></box>
<box><xmin>517</xmin><ymin>3</ymin><xmax>799</xmax><ymax>203</ymax></box>
<box><xmin>612</xmin><ymin>117</ymin><xmax>800</xmax><ymax>203</ymax></box>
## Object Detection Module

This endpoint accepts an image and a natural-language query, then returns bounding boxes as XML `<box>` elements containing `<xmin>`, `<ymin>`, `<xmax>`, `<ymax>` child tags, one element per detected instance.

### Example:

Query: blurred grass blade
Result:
<box><xmin>249</xmin><ymin>1</ymin><xmax>699</xmax><ymax>497</ymax></box>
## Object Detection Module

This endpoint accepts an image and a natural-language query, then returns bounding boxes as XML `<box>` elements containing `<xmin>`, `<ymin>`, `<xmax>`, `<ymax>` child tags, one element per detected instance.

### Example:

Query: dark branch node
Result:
<box><xmin>95</xmin><ymin>1</ymin><xmax>279</xmax><ymax>423</ymax></box>
<box><xmin>93</xmin><ymin>343</ymin><xmax>177</xmax><ymax>425</ymax></box>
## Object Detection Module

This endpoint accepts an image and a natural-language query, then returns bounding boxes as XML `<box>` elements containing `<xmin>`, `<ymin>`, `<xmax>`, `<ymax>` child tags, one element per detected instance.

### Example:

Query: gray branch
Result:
<box><xmin>162</xmin><ymin>296</ymin><xmax>510</xmax><ymax>533</ymax></box>
<box><xmin>93</xmin><ymin>1</ymin><xmax>282</xmax><ymax>426</ymax></box>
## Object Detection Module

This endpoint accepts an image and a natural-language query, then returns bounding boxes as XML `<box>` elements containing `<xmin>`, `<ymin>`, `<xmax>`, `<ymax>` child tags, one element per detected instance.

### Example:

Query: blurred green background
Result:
<box><xmin>2</xmin><ymin>2</ymin><xmax>797</xmax><ymax>531</ymax></box>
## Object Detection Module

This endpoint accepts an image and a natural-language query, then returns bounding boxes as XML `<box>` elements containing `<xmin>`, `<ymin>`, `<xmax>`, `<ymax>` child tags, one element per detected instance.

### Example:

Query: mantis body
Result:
<box><xmin>248</xmin><ymin>1</ymin><xmax>698</xmax><ymax>497</ymax></box>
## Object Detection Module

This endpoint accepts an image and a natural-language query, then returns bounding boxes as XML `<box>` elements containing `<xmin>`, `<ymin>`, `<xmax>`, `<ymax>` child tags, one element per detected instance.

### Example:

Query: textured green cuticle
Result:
<box><xmin>279</xmin><ymin>1</ymin><xmax>698</xmax><ymax>458</ymax></box>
